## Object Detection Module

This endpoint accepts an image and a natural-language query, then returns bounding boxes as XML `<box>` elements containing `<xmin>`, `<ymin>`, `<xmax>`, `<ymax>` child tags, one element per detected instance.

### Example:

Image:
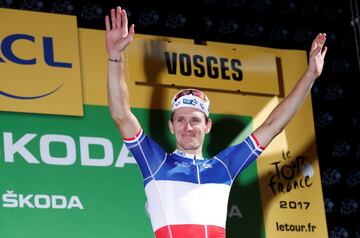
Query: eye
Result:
<box><xmin>191</xmin><ymin>117</ymin><xmax>201</xmax><ymax>123</ymax></box>
<box><xmin>176</xmin><ymin>117</ymin><xmax>185</xmax><ymax>123</ymax></box>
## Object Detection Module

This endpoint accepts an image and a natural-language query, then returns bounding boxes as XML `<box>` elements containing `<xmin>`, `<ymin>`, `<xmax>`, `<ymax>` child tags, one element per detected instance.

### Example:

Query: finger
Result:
<box><xmin>321</xmin><ymin>46</ymin><xmax>328</xmax><ymax>58</ymax></box>
<box><xmin>123</xmin><ymin>24</ymin><xmax>135</xmax><ymax>48</ymax></box>
<box><xmin>121</xmin><ymin>10</ymin><xmax>128</xmax><ymax>37</ymax></box>
<box><xmin>317</xmin><ymin>33</ymin><xmax>326</xmax><ymax>46</ymax></box>
<box><xmin>313</xmin><ymin>45</ymin><xmax>323</xmax><ymax>57</ymax></box>
<box><xmin>105</xmin><ymin>15</ymin><xmax>110</xmax><ymax>31</ymax></box>
<box><xmin>310</xmin><ymin>42</ymin><xmax>318</xmax><ymax>53</ymax></box>
<box><xmin>309</xmin><ymin>44</ymin><xmax>320</xmax><ymax>59</ymax></box>
<box><xmin>117</xmin><ymin>7</ymin><xmax>122</xmax><ymax>30</ymax></box>
<box><xmin>122</xmin><ymin>9</ymin><xmax>128</xmax><ymax>29</ymax></box>
<box><xmin>321</xmin><ymin>33</ymin><xmax>327</xmax><ymax>40</ymax></box>
<box><xmin>127</xmin><ymin>24</ymin><xmax>135</xmax><ymax>42</ymax></box>
<box><xmin>111</xmin><ymin>8</ymin><xmax>116</xmax><ymax>29</ymax></box>
<box><xmin>311</xmin><ymin>33</ymin><xmax>324</xmax><ymax>51</ymax></box>
<box><xmin>311</xmin><ymin>35</ymin><xmax>319</xmax><ymax>50</ymax></box>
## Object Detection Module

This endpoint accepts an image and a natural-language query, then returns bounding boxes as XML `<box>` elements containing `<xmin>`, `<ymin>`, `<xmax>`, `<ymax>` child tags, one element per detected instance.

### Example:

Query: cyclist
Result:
<box><xmin>105</xmin><ymin>6</ymin><xmax>327</xmax><ymax>238</ymax></box>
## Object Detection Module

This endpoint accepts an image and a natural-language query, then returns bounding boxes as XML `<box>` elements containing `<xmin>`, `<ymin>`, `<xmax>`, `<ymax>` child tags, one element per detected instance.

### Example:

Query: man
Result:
<box><xmin>105</xmin><ymin>6</ymin><xmax>327</xmax><ymax>238</ymax></box>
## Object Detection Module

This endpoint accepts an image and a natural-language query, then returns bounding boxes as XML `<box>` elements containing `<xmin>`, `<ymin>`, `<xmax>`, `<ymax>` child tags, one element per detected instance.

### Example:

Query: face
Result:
<box><xmin>169</xmin><ymin>107</ymin><xmax>212</xmax><ymax>153</ymax></box>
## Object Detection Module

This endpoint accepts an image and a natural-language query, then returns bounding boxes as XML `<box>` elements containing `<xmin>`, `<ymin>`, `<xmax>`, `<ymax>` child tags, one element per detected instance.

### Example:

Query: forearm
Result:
<box><xmin>108</xmin><ymin>54</ymin><xmax>128</xmax><ymax>117</ymax></box>
<box><xmin>269</xmin><ymin>71</ymin><xmax>315</xmax><ymax>131</ymax></box>
<box><xmin>107</xmin><ymin>54</ymin><xmax>140</xmax><ymax>137</ymax></box>
<box><xmin>254</xmin><ymin>70</ymin><xmax>317</xmax><ymax>147</ymax></box>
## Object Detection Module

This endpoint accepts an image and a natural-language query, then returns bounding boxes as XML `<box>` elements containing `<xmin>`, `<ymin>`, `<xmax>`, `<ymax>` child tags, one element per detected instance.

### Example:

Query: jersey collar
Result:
<box><xmin>173</xmin><ymin>149</ymin><xmax>204</xmax><ymax>160</ymax></box>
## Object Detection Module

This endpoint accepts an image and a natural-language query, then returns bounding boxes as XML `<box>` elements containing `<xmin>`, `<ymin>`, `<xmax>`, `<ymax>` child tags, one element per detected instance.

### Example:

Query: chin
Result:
<box><xmin>178</xmin><ymin>137</ymin><xmax>201</xmax><ymax>150</ymax></box>
<box><xmin>183</xmin><ymin>143</ymin><xmax>200</xmax><ymax>150</ymax></box>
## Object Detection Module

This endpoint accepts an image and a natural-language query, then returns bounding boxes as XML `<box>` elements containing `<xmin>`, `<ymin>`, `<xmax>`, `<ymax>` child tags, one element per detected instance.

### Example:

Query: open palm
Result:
<box><xmin>105</xmin><ymin>7</ymin><xmax>134</xmax><ymax>59</ymax></box>
<box><xmin>308</xmin><ymin>33</ymin><xmax>328</xmax><ymax>78</ymax></box>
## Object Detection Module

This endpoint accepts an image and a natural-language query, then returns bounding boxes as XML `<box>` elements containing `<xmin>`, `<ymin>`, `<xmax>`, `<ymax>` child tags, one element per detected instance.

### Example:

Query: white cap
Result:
<box><xmin>171</xmin><ymin>89</ymin><xmax>210</xmax><ymax>117</ymax></box>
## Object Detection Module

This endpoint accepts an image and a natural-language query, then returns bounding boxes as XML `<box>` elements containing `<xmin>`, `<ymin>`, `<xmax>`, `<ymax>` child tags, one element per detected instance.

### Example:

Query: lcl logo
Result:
<box><xmin>0</xmin><ymin>33</ymin><xmax>72</xmax><ymax>99</ymax></box>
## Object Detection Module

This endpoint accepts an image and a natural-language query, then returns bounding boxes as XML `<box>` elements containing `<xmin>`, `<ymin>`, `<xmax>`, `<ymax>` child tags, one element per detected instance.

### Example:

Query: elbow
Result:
<box><xmin>272</xmin><ymin>126</ymin><xmax>284</xmax><ymax>138</ymax></box>
<box><xmin>110</xmin><ymin>112</ymin><xmax>130</xmax><ymax>128</ymax></box>
<box><xmin>267</xmin><ymin>121</ymin><xmax>285</xmax><ymax>138</ymax></box>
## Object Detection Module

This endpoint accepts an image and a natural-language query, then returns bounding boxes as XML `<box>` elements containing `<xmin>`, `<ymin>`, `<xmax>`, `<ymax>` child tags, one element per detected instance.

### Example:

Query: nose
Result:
<box><xmin>184</xmin><ymin>121</ymin><xmax>193</xmax><ymax>131</ymax></box>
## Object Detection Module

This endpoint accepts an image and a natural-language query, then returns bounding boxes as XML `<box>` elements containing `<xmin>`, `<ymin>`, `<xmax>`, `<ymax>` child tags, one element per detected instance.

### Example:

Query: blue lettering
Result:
<box><xmin>1</xmin><ymin>34</ymin><xmax>36</xmax><ymax>65</ymax></box>
<box><xmin>182</xmin><ymin>99</ymin><xmax>197</xmax><ymax>105</ymax></box>
<box><xmin>0</xmin><ymin>34</ymin><xmax>72</xmax><ymax>68</ymax></box>
<box><xmin>43</xmin><ymin>37</ymin><xmax>72</xmax><ymax>68</ymax></box>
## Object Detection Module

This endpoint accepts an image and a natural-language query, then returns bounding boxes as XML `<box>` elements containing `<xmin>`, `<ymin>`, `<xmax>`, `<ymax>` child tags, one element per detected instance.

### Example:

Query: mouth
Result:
<box><xmin>181</xmin><ymin>135</ymin><xmax>196</xmax><ymax>142</ymax></box>
<box><xmin>182</xmin><ymin>133</ymin><xmax>195</xmax><ymax>138</ymax></box>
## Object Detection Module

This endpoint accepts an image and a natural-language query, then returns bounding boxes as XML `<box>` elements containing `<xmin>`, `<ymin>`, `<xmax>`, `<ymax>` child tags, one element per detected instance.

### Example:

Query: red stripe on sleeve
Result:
<box><xmin>122</xmin><ymin>129</ymin><xmax>142</xmax><ymax>142</ymax></box>
<box><xmin>250</xmin><ymin>134</ymin><xmax>266</xmax><ymax>150</ymax></box>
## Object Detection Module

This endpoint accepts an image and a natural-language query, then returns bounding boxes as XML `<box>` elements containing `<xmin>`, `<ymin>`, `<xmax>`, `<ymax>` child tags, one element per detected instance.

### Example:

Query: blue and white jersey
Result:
<box><xmin>123</xmin><ymin>129</ymin><xmax>264</xmax><ymax>238</ymax></box>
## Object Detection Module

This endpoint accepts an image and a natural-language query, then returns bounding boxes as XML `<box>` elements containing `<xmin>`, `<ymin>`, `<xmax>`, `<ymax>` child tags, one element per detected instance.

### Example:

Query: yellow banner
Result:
<box><xmin>0</xmin><ymin>8</ymin><xmax>83</xmax><ymax>116</ymax></box>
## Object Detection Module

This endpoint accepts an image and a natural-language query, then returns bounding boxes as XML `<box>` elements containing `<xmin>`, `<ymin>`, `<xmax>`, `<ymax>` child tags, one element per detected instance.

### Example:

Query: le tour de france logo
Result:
<box><xmin>0</xmin><ymin>8</ymin><xmax>83</xmax><ymax>116</ymax></box>
<box><xmin>267</xmin><ymin>150</ymin><xmax>314</xmax><ymax>196</ymax></box>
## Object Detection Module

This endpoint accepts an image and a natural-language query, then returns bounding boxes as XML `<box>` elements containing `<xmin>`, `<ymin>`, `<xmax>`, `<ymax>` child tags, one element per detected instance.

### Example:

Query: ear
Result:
<box><xmin>205</xmin><ymin>118</ymin><xmax>212</xmax><ymax>134</ymax></box>
<box><xmin>168</xmin><ymin>120</ymin><xmax>174</xmax><ymax>134</ymax></box>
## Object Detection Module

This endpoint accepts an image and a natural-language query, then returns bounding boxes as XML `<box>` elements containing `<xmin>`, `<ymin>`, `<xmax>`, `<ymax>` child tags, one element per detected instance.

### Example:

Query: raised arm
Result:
<box><xmin>253</xmin><ymin>33</ymin><xmax>328</xmax><ymax>148</ymax></box>
<box><xmin>105</xmin><ymin>6</ymin><xmax>141</xmax><ymax>138</ymax></box>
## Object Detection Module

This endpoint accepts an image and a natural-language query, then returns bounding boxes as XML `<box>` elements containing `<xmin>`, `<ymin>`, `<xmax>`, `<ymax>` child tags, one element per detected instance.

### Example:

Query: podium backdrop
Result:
<box><xmin>0</xmin><ymin>8</ymin><xmax>328</xmax><ymax>238</ymax></box>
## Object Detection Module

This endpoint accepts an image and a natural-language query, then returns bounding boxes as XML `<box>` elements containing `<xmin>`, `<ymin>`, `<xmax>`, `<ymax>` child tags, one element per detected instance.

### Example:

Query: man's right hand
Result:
<box><xmin>105</xmin><ymin>6</ymin><xmax>135</xmax><ymax>60</ymax></box>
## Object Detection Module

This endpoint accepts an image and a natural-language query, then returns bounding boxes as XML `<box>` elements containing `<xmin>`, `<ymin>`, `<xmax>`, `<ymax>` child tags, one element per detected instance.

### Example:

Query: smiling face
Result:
<box><xmin>169</xmin><ymin>107</ymin><xmax>212</xmax><ymax>155</ymax></box>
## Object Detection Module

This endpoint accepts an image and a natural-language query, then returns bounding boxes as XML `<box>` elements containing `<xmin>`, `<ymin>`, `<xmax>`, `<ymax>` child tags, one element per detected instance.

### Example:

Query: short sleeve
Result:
<box><xmin>214</xmin><ymin>134</ymin><xmax>264</xmax><ymax>179</ymax></box>
<box><xmin>123</xmin><ymin>129</ymin><xmax>166</xmax><ymax>180</ymax></box>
